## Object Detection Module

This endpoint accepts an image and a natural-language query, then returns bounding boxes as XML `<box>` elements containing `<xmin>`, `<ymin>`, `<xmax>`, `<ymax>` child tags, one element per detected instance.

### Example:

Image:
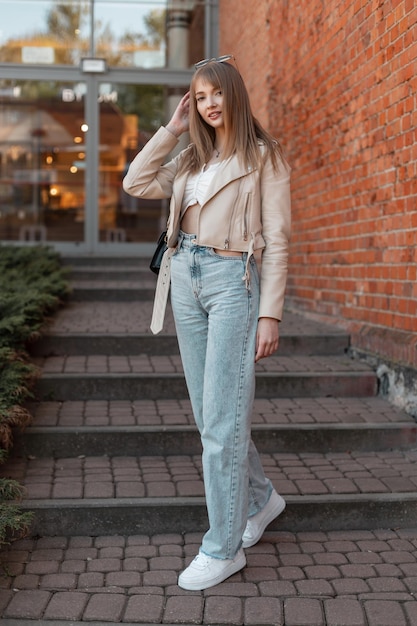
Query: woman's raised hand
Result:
<box><xmin>166</xmin><ymin>92</ymin><xmax>190</xmax><ymax>137</ymax></box>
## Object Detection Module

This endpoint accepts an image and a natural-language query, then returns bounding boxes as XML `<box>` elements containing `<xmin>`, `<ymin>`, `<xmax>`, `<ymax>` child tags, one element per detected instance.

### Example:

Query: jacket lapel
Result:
<box><xmin>170</xmin><ymin>154</ymin><xmax>256</xmax><ymax>226</ymax></box>
<box><xmin>203</xmin><ymin>155</ymin><xmax>255</xmax><ymax>206</ymax></box>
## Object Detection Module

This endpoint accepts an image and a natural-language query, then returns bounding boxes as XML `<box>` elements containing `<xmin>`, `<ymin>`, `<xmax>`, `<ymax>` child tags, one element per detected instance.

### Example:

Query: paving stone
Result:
<box><xmin>106</xmin><ymin>571</ymin><xmax>141</xmax><ymax>587</ymax></box>
<box><xmin>83</xmin><ymin>592</ymin><xmax>126</xmax><ymax>621</ymax></box>
<box><xmin>142</xmin><ymin>570</ymin><xmax>178</xmax><ymax>586</ymax></box>
<box><xmin>204</xmin><ymin>595</ymin><xmax>243</xmax><ymax>625</ymax></box>
<box><xmin>364</xmin><ymin>599</ymin><xmax>407</xmax><ymax>626</ymax></box>
<box><xmin>123</xmin><ymin>557</ymin><xmax>148</xmax><ymax>572</ymax></box>
<box><xmin>280</xmin><ymin>553</ymin><xmax>314</xmax><ymax>567</ymax></box>
<box><xmin>42</xmin><ymin>591</ymin><xmax>88</xmax><ymax>620</ymax></box>
<box><xmin>324</xmin><ymin>598</ymin><xmax>366</xmax><ymax>626</ymax></box>
<box><xmin>39</xmin><ymin>573</ymin><xmax>77</xmax><ymax>589</ymax></box>
<box><xmin>331</xmin><ymin>578</ymin><xmax>370</xmax><ymax>594</ymax></box>
<box><xmin>296</xmin><ymin>579</ymin><xmax>334</xmax><ymax>596</ymax></box>
<box><xmin>3</xmin><ymin>589</ymin><xmax>51</xmax><ymax>619</ymax></box>
<box><xmin>0</xmin><ymin>591</ymin><xmax>13</xmax><ymax>613</ymax></box>
<box><xmin>244</xmin><ymin>596</ymin><xmax>283</xmax><ymax>625</ymax></box>
<box><xmin>284</xmin><ymin>597</ymin><xmax>324</xmax><ymax>626</ymax></box>
<box><xmin>367</xmin><ymin>576</ymin><xmax>407</xmax><ymax>592</ymax></box>
<box><xmin>123</xmin><ymin>593</ymin><xmax>165</xmax><ymax>622</ymax></box>
<box><xmin>244</xmin><ymin>566</ymin><xmax>279</xmax><ymax>582</ymax></box>
<box><xmin>346</xmin><ymin>551</ymin><xmax>383</xmax><ymax>564</ymax></box>
<box><xmin>12</xmin><ymin>574</ymin><xmax>40</xmax><ymax>589</ymax></box>
<box><xmin>78</xmin><ymin>572</ymin><xmax>104</xmax><ymax>588</ymax></box>
<box><xmin>164</xmin><ymin>595</ymin><xmax>203</xmax><ymax>623</ymax></box>
<box><xmin>204</xmin><ymin>582</ymin><xmax>258</xmax><ymax>597</ymax></box>
<box><xmin>405</xmin><ymin>601</ymin><xmax>417</xmax><ymax>626</ymax></box>
<box><xmin>87</xmin><ymin>557</ymin><xmax>122</xmax><ymax>572</ymax></box>
<box><xmin>304</xmin><ymin>565</ymin><xmax>342</xmax><ymax>579</ymax></box>
<box><xmin>25</xmin><ymin>560</ymin><xmax>60</xmax><ymax>575</ymax></box>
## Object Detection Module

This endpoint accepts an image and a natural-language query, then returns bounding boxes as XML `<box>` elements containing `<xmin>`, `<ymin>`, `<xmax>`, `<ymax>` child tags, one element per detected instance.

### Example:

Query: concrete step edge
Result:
<box><xmin>22</xmin><ymin>493</ymin><xmax>417</xmax><ymax>536</ymax></box>
<box><xmin>14</xmin><ymin>422</ymin><xmax>417</xmax><ymax>457</ymax></box>
<box><xmin>35</xmin><ymin>370</ymin><xmax>378</xmax><ymax>401</ymax></box>
<box><xmin>2</xmin><ymin>621</ymin><xmax>174</xmax><ymax>626</ymax></box>
<box><xmin>31</xmin><ymin>333</ymin><xmax>350</xmax><ymax>357</ymax></box>
<box><xmin>71</xmin><ymin>287</ymin><xmax>155</xmax><ymax>301</ymax></box>
<box><xmin>1</xmin><ymin>616</ymin><xmax>172</xmax><ymax>626</ymax></box>
<box><xmin>62</xmin><ymin>257</ymin><xmax>151</xmax><ymax>266</ymax></box>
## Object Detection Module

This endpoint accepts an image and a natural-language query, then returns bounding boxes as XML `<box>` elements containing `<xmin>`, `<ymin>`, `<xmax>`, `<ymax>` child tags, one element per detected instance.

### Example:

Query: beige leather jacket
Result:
<box><xmin>123</xmin><ymin>126</ymin><xmax>291</xmax><ymax>320</ymax></box>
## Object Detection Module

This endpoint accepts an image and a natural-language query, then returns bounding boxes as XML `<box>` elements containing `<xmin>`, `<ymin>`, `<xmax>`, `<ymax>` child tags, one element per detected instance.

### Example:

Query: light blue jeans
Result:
<box><xmin>170</xmin><ymin>232</ymin><xmax>273</xmax><ymax>560</ymax></box>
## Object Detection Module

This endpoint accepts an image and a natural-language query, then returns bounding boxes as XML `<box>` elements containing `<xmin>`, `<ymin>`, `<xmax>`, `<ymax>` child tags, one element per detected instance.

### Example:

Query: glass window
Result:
<box><xmin>0</xmin><ymin>79</ymin><xmax>87</xmax><ymax>242</ymax></box>
<box><xmin>98</xmin><ymin>82</ymin><xmax>166</xmax><ymax>243</ymax></box>
<box><xmin>0</xmin><ymin>0</ymin><xmax>205</xmax><ymax>68</ymax></box>
<box><xmin>0</xmin><ymin>1</ymin><xmax>88</xmax><ymax>65</ymax></box>
<box><xmin>95</xmin><ymin>1</ymin><xmax>167</xmax><ymax>68</ymax></box>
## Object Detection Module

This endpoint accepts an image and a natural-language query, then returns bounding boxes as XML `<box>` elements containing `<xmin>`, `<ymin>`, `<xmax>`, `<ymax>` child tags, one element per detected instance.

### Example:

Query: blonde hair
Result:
<box><xmin>181</xmin><ymin>61</ymin><xmax>283</xmax><ymax>173</ymax></box>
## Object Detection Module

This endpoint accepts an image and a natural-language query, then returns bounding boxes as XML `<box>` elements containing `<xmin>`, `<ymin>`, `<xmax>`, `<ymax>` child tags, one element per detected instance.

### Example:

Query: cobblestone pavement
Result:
<box><xmin>32</xmin><ymin>353</ymin><xmax>373</xmax><ymax>374</ymax></box>
<box><xmin>4</xmin><ymin>449</ymin><xmax>417</xmax><ymax>501</ymax></box>
<box><xmin>44</xmin><ymin>301</ymin><xmax>345</xmax><ymax>336</ymax></box>
<box><xmin>26</xmin><ymin>396</ymin><xmax>412</xmax><ymax>428</ymax></box>
<box><xmin>2</xmin><ymin>528</ymin><xmax>417</xmax><ymax>625</ymax></box>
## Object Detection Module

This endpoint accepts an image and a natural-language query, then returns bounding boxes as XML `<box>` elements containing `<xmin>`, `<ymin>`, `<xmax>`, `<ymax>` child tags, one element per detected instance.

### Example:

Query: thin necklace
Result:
<box><xmin>214</xmin><ymin>145</ymin><xmax>222</xmax><ymax>158</ymax></box>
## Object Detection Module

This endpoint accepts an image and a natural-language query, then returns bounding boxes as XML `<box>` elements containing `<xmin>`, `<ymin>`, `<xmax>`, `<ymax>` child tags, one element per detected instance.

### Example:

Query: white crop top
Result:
<box><xmin>181</xmin><ymin>162</ymin><xmax>221</xmax><ymax>214</ymax></box>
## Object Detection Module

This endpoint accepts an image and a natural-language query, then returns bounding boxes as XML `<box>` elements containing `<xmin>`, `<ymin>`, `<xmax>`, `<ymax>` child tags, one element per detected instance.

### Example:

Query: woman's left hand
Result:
<box><xmin>255</xmin><ymin>317</ymin><xmax>279</xmax><ymax>362</ymax></box>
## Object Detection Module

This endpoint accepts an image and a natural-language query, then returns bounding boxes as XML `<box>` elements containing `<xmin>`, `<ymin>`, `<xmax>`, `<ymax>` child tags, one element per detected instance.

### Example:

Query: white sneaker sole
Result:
<box><xmin>178</xmin><ymin>551</ymin><xmax>246</xmax><ymax>591</ymax></box>
<box><xmin>242</xmin><ymin>492</ymin><xmax>286</xmax><ymax>548</ymax></box>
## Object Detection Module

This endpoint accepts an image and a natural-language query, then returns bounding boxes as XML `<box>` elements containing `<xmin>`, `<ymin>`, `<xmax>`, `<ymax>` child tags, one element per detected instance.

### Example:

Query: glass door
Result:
<box><xmin>97</xmin><ymin>81</ymin><xmax>168</xmax><ymax>244</ymax></box>
<box><xmin>0</xmin><ymin>80</ymin><xmax>87</xmax><ymax>244</ymax></box>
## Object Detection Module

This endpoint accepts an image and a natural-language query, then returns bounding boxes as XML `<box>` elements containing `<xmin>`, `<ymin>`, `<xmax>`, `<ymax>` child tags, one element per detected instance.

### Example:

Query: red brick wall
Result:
<box><xmin>220</xmin><ymin>0</ymin><xmax>417</xmax><ymax>368</ymax></box>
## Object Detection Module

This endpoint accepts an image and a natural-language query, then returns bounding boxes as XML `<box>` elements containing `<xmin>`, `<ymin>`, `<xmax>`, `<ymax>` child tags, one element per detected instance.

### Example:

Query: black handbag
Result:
<box><xmin>150</xmin><ymin>231</ymin><xmax>168</xmax><ymax>274</ymax></box>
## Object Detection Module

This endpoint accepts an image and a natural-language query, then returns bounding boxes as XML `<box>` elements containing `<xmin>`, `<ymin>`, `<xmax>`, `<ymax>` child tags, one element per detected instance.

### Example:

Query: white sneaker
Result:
<box><xmin>242</xmin><ymin>490</ymin><xmax>286</xmax><ymax>548</ymax></box>
<box><xmin>178</xmin><ymin>548</ymin><xmax>246</xmax><ymax>591</ymax></box>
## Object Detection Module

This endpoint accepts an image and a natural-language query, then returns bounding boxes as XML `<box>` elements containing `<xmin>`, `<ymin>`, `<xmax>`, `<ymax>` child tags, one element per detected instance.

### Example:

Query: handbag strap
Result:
<box><xmin>150</xmin><ymin>248</ymin><xmax>173</xmax><ymax>334</ymax></box>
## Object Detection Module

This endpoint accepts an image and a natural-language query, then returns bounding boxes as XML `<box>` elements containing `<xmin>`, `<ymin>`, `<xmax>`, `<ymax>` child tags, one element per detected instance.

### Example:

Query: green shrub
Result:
<box><xmin>0</xmin><ymin>245</ymin><xmax>70</xmax><ymax>548</ymax></box>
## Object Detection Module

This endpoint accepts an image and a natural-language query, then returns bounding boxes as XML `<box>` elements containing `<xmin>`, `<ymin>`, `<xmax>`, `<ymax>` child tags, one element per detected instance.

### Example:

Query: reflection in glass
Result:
<box><xmin>0</xmin><ymin>80</ymin><xmax>86</xmax><ymax>242</ymax></box>
<box><xmin>0</xmin><ymin>0</ymin><xmax>182</xmax><ymax>68</ymax></box>
<box><xmin>0</xmin><ymin>79</ymin><xmax>169</xmax><ymax>243</ymax></box>
<box><xmin>99</xmin><ymin>83</ymin><xmax>166</xmax><ymax>243</ymax></box>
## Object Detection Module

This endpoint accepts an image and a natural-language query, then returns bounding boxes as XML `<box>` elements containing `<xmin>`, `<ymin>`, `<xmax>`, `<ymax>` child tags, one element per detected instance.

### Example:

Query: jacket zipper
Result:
<box><xmin>242</xmin><ymin>192</ymin><xmax>250</xmax><ymax>241</ymax></box>
<box><xmin>224</xmin><ymin>181</ymin><xmax>243</xmax><ymax>249</ymax></box>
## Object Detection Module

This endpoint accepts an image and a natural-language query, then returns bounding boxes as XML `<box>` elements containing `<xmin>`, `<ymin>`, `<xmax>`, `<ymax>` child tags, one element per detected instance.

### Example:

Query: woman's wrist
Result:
<box><xmin>165</xmin><ymin>123</ymin><xmax>183</xmax><ymax>138</ymax></box>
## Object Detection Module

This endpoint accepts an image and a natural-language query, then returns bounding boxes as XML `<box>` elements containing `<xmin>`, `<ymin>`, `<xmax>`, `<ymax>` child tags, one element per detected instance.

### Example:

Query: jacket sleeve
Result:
<box><xmin>259</xmin><ymin>155</ymin><xmax>291</xmax><ymax>321</ymax></box>
<box><xmin>122</xmin><ymin>126</ymin><xmax>181</xmax><ymax>199</ymax></box>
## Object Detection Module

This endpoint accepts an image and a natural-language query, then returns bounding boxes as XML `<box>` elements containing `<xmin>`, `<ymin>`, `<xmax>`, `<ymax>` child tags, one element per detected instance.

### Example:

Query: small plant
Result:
<box><xmin>0</xmin><ymin>245</ymin><xmax>69</xmax><ymax>550</ymax></box>
<box><xmin>0</xmin><ymin>477</ymin><xmax>33</xmax><ymax>546</ymax></box>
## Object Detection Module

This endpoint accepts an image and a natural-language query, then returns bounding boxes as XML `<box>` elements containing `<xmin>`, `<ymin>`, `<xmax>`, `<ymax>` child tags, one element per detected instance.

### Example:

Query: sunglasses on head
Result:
<box><xmin>194</xmin><ymin>54</ymin><xmax>235</xmax><ymax>69</ymax></box>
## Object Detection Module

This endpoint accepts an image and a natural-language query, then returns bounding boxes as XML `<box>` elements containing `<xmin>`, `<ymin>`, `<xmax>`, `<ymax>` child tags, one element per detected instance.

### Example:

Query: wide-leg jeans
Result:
<box><xmin>170</xmin><ymin>232</ymin><xmax>273</xmax><ymax>560</ymax></box>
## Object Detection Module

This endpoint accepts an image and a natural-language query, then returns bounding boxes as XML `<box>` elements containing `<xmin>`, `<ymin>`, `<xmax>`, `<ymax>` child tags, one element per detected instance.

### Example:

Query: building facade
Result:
<box><xmin>219</xmin><ymin>0</ymin><xmax>416</xmax><ymax>410</ymax></box>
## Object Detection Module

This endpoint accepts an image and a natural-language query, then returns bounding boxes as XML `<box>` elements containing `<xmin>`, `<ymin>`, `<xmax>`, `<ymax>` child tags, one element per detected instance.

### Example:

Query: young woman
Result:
<box><xmin>123</xmin><ymin>57</ymin><xmax>291</xmax><ymax>591</ymax></box>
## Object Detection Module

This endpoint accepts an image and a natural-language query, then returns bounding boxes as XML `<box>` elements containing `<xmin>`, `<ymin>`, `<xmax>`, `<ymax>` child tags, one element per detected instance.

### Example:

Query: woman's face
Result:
<box><xmin>194</xmin><ymin>78</ymin><xmax>225</xmax><ymax>130</ymax></box>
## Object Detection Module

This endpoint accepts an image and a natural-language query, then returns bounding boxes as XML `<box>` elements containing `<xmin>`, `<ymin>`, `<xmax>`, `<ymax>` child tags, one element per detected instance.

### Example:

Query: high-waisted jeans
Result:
<box><xmin>170</xmin><ymin>231</ymin><xmax>273</xmax><ymax>560</ymax></box>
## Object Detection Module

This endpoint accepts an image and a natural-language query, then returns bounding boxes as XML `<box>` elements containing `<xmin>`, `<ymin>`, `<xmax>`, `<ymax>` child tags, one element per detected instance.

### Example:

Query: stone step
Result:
<box><xmin>16</xmin><ymin>395</ymin><xmax>415</xmax><ymax>457</ymax></box>
<box><xmin>35</xmin><ymin>367</ymin><xmax>377</xmax><ymax>401</ymax></box>
<box><xmin>31</xmin><ymin>331</ymin><xmax>350</xmax><ymax>357</ymax></box>
<box><xmin>5</xmin><ymin>449</ymin><xmax>417</xmax><ymax>536</ymax></box>
<box><xmin>71</xmin><ymin>282</ymin><xmax>156</xmax><ymax>301</ymax></box>
<box><xmin>69</xmin><ymin>267</ymin><xmax>151</xmax><ymax>281</ymax></box>
<box><xmin>14</xmin><ymin>422</ymin><xmax>417</xmax><ymax>458</ymax></box>
<box><xmin>20</xmin><ymin>494</ymin><xmax>417</xmax><ymax>537</ymax></box>
<box><xmin>39</xmin><ymin>303</ymin><xmax>348</xmax><ymax>347</ymax></box>
<box><xmin>62</xmin><ymin>256</ymin><xmax>151</xmax><ymax>267</ymax></box>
